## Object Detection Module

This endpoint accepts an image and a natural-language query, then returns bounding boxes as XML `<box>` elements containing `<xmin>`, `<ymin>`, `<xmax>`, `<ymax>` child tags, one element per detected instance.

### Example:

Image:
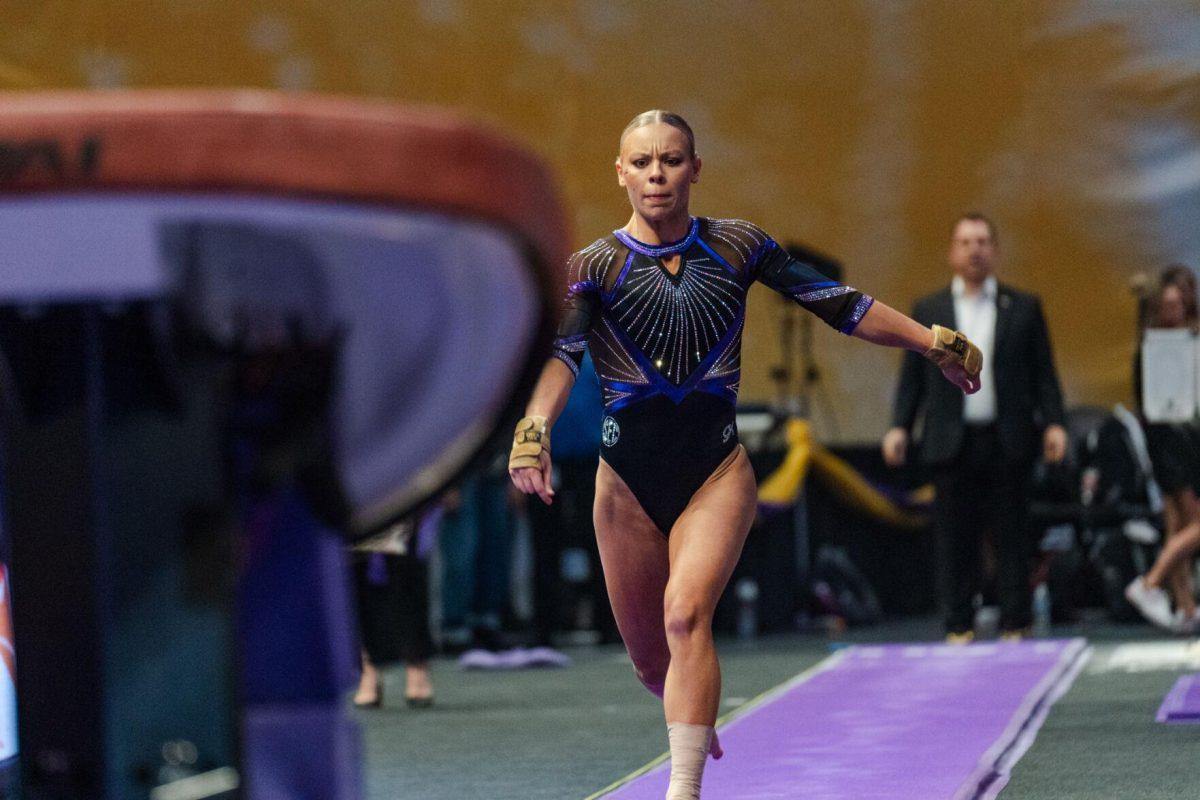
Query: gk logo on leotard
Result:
<box><xmin>601</xmin><ymin>416</ymin><xmax>620</xmax><ymax>447</ymax></box>
<box><xmin>722</xmin><ymin>423</ymin><xmax>735</xmax><ymax>444</ymax></box>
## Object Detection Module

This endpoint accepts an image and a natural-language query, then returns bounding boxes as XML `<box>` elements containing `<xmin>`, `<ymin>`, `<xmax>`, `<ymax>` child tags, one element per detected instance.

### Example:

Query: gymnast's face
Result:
<box><xmin>615</xmin><ymin>122</ymin><xmax>701</xmax><ymax>226</ymax></box>
<box><xmin>948</xmin><ymin>219</ymin><xmax>997</xmax><ymax>285</ymax></box>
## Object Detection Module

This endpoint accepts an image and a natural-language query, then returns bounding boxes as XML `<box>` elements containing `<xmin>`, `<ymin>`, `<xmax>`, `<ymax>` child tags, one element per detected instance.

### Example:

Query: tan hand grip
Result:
<box><xmin>508</xmin><ymin>415</ymin><xmax>550</xmax><ymax>471</ymax></box>
<box><xmin>925</xmin><ymin>324</ymin><xmax>982</xmax><ymax>377</ymax></box>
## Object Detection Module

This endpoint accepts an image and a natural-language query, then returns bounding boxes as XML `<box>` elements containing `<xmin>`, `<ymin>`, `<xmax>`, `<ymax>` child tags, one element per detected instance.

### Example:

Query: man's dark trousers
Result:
<box><xmin>933</xmin><ymin>424</ymin><xmax>1033</xmax><ymax>633</ymax></box>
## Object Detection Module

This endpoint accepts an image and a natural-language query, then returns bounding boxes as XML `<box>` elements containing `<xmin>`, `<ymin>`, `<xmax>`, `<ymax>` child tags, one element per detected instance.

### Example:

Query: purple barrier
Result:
<box><xmin>601</xmin><ymin>639</ymin><xmax>1088</xmax><ymax>800</ymax></box>
<box><xmin>242</xmin><ymin>704</ymin><xmax>362</xmax><ymax>800</ymax></box>
<box><xmin>1156</xmin><ymin>674</ymin><xmax>1200</xmax><ymax>724</ymax></box>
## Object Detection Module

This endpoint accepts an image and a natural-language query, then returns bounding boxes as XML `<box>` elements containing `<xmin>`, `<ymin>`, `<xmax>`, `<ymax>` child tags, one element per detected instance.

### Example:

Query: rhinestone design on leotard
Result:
<box><xmin>552</xmin><ymin>218</ymin><xmax>873</xmax><ymax>412</ymax></box>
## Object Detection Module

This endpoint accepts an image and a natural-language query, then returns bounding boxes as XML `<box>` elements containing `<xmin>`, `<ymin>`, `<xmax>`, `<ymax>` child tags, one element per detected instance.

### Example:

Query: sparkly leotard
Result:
<box><xmin>552</xmin><ymin>217</ymin><xmax>873</xmax><ymax>534</ymax></box>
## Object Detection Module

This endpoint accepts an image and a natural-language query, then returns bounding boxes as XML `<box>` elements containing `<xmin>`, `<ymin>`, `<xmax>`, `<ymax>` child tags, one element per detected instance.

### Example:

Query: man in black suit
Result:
<box><xmin>883</xmin><ymin>213</ymin><xmax>1066</xmax><ymax>641</ymax></box>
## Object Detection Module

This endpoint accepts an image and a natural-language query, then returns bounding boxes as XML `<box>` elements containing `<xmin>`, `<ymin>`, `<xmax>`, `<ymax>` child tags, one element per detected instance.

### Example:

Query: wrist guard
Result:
<box><xmin>924</xmin><ymin>324</ymin><xmax>982</xmax><ymax>377</ymax></box>
<box><xmin>508</xmin><ymin>415</ymin><xmax>550</xmax><ymax>471</ymax></box>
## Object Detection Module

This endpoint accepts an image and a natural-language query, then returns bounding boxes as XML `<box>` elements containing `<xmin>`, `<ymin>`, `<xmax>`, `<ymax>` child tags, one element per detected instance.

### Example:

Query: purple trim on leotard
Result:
<box><xmin>746</xmin><ymin>237</ymin><xmax>779</xmax><ymax>275</ymax></box>
<box><xmin>838</xmin><ymin>294</ymin><xmax>876</xmax><ymax>334</ymax></box>
<box><xmin>612</xmin><ymin>217</ymin><xmax>700</xmax><ymax>257</ymax></box>
<box><xmin>791</xmin><ymin>283</ymin><xmax>854</xmax><ymax>303</ymax></box>
<box><xmin>695</xmin><ymin>237</ymin><xmax>743</xmax><ymax>280</ymax></box>
<box><xmin>554</xmin><ymin>333</ymin><xmax>589</xmax><ymax>350</ymax></box>
<box><xmin>600</xmin><ymin>307</ymin><xmax>745</xmax><ymax>411</ymax></box>
<box><xmin>569</xmin><ymin>280</ymin><xmax>599</xmax><ymax>296</ymax></box>
<box><xmin>602</xmin><ymin>381</ymin><xmax>655</xmax><ymax>413</ymax></box>
<box><xmin>603</xmin><ymin>251</ymin><xmax>637</xmax><ymax>306</ymax></box>
<box><xmin>550</xmin><ymin>349</ymin><xmax>581</xmax><ymax>377</ymax></box>
<box><xmin>784</xmin><ymin>279</ymin><xmax>839</xmax><ymax>292</ymax></box>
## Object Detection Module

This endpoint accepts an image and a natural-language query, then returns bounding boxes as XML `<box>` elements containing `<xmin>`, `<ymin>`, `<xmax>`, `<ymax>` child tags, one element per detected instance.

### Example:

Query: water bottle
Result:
<box><xmin>1032</xmin><ymin>582</ymin><xmax>1051</xmax><ymax>637</ymax></box>
<box><xmin>735</xmin><ymin>578</ymin><xmax>759</xmax><ymax>640</ymax></box>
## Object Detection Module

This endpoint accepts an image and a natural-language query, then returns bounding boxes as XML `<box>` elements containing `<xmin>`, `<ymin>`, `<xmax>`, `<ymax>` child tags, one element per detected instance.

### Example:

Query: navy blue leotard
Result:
<box><xmin>552</xmin><ymin>217</ymin><xmax>873</xmax><ymax>534</ymax></box>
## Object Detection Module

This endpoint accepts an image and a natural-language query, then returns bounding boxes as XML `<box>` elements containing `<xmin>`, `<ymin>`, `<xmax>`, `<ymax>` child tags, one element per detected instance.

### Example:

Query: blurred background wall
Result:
<box><xmin>4</xmin><ymin>0</ymin><xmax>1198</xmax><ymax>442</ymax></box>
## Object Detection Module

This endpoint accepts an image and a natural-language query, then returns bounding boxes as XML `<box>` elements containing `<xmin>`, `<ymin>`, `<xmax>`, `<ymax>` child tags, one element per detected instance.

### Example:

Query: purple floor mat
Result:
<box><xmin>600</xmin><ymin>639</ymin><xmax>1088</xmax><ymax>800</ymax></box>
<box><xmin>1156</xmin><ymin>674</ymin><xmax>1200</xmax><ymax>724</ymax></box>
<box><xmin>458</xmin><ymin>647</ymin><xmax>572</xmax><ymax>670</ymax></box>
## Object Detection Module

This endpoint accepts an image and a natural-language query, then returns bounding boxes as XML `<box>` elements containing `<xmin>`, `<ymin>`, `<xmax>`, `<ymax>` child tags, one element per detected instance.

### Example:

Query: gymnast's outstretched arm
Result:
<box><xmin>751</xmin><ymin>235</ymin><xmax>981</xmax><ymax>395</ymax></box>
<box><xmin>848</xmin><ymin>299</ymin><xmax>932</xmax><ymax>352</ymax></box>
<box><xmin>852</xmin><ymin>301</ymin><xmax>980</xmax><ymax>394</ymax></box>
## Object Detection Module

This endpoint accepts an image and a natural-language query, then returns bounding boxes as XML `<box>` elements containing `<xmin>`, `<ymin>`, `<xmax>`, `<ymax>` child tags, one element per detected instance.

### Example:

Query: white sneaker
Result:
<box><xmin>1125</xmin><ymin>578</ymin><xmax>1175</xmax><ymax>630</ymax></box>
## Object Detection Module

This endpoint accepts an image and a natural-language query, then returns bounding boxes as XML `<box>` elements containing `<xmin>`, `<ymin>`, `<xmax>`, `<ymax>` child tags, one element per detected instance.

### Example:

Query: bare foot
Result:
<box><xmin>710</xmin><ymin>729</ymin><xmax>723</xmax><ymax>760</ymax></box>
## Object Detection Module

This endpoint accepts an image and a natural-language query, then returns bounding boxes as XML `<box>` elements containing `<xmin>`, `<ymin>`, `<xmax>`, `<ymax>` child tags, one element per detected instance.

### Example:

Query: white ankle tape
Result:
<box><xmin>665</xmin><ymin>722</ymin><xmax>713</xmax><ymax>800</ymax></box>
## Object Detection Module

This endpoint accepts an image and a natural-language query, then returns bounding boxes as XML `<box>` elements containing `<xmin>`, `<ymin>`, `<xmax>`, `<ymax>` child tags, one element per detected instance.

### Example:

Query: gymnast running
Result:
<box><xmin>509</xmin><ymin>110</ymin><xmax>982</xmax><ymax>800</ymax></box>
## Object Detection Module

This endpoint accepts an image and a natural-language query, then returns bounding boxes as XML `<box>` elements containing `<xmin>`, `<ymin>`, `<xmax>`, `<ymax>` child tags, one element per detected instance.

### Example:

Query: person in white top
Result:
<box><xmin>1125</xmin><ymin>265</ymin><xmax>1200</xmax><ymax>633</ymax></box>
<box><xmin>883</xmin><ymin>214</ymin><xmax>1066</xmax><ymax>641</ymax></box>
<box><xmin>955</xmin><ymin>273</ymin><xmax>998</xmax><ymax>424</ymax></box>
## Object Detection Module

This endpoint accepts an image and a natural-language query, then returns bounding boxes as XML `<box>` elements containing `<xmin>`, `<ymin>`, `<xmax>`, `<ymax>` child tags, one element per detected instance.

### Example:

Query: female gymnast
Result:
<box><xmin>509</xmin><ymin>110</ymin><xmax>982</xmax><ymax>799</ymax></box>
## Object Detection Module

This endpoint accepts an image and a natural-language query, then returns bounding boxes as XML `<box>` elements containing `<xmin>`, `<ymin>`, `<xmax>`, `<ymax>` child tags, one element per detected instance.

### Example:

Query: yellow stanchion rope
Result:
<box><xmin>757</xmin><ymin>418</ymin><xmax>929</xmax><ymax>530</ymax></box>
<box><xmin>757</xmin><ymin>418</ymin><xmax>814</xmax><ymax>506</ymax></box>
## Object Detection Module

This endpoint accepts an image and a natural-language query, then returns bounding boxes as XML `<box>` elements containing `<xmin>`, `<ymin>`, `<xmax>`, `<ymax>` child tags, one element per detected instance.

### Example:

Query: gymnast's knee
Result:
<box><xmin>663</xmin><ymin>593</ymin><xmax>706</xmax><ymax>643</ymax></box>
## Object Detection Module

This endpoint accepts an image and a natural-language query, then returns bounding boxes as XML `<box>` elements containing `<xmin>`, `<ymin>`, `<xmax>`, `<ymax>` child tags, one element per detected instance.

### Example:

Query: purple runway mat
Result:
<box><xmin>600</xmin><ymin>639</ymin><xmax>1088</xmax><ymax>800</ymax></box>
<box><xmin>1157</xmin><ymin>673</ymin><xmax>1200</xmax><ymax>724</ymax></box>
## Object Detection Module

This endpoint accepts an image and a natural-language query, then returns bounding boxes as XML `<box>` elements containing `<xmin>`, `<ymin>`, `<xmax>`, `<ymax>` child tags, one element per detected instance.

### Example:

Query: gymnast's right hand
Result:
<box><xmin>509</xmin><ymin>415</ymin><xmax>555</xmax><ymax>505</ymax></box>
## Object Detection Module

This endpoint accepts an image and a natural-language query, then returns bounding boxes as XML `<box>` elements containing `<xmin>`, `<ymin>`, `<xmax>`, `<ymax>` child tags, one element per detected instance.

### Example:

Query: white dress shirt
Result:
<box><xmin>952</xmin><ymin>275</ymin><xmax>998</xmax><ymax>423</ymax></box>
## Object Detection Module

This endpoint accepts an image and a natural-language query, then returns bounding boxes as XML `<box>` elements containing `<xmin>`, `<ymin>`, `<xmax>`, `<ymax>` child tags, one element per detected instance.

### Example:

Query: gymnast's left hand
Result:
<box><xmin>508</xmin><ymin>415</ymin><xmax>555</xmax><ymax>505</ymax></box>
<box><xmin>941</xmin><ymin>361</ymin><xmax>982</xmax><ymax>395</ymax></box>
<box><xmin>925</xmin><ymin>325</ymin><xmax>982</xmax><ymax>395</ymax></box>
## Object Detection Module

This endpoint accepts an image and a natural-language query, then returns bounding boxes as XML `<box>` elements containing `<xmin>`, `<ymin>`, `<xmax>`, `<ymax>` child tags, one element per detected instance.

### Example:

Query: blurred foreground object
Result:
<box><xmin>0</xmin><ymin>91</ymin><xmax>566</xmax><ymax>799</ymax></box>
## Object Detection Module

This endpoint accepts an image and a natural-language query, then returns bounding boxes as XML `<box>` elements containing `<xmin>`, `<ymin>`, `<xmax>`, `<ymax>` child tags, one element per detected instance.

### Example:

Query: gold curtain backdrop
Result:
<box><xmin>4</xmin><ymin>0</ymin><xmax>1198</xmax><ymax>442</ymax></box>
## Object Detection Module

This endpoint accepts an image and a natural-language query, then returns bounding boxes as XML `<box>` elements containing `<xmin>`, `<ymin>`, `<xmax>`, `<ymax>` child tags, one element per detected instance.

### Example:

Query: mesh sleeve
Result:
<box><xmin>550</xmin><ymin>242</ymin><xmax>614</xmax><ymax>376</ymax></box>
<box><xmin>750</xmin><ymin>227</ymin><xmax>874</xmax><ymax>334</ymax></box>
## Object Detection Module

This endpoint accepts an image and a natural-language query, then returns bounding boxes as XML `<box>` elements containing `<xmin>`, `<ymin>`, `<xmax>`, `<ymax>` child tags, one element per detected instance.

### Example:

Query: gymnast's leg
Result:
<box><xmin>593</xmin><ymin>458</ymin><xmax>671</xmax><ymax>699</ymax></box>
<box><xmin>661</xmin><ymin>445</ymin><xmax>757</xmax><ymax>798</ymax></box>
